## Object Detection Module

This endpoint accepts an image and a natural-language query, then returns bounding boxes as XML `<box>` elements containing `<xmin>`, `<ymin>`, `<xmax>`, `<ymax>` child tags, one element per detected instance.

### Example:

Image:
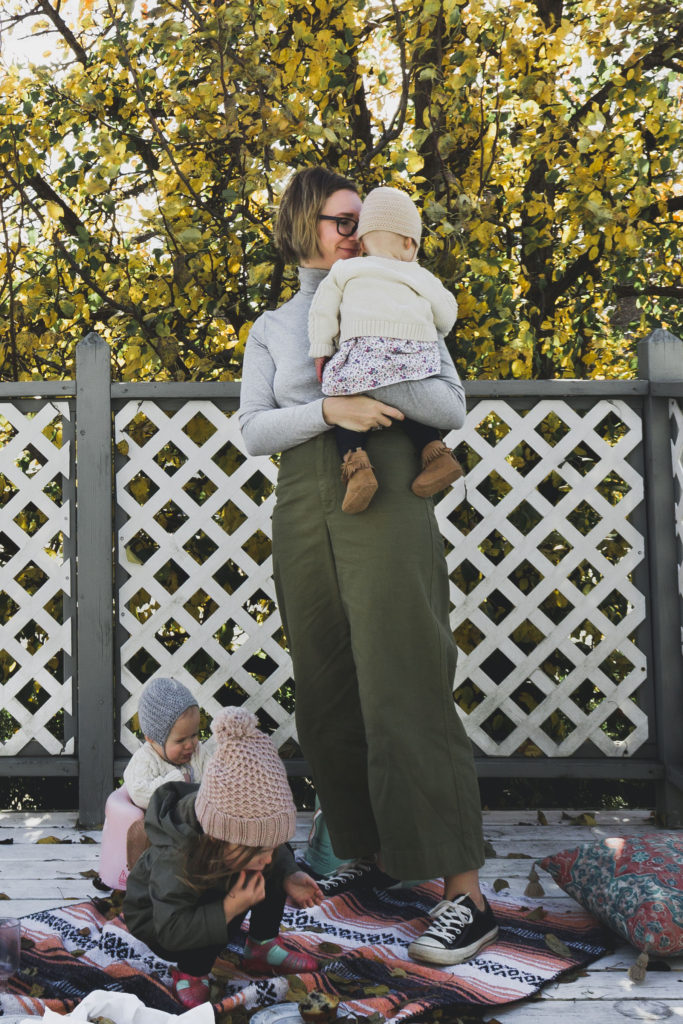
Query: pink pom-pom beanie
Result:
<box><xmin>195</xmin><ymin>707</ymin><xmax>296</xmax><ymax>848</ymax></box>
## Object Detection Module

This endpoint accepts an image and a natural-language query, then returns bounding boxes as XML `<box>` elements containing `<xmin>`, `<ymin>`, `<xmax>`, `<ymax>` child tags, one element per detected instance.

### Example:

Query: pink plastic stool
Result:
<box><xmin>98</xmin><ymin>785</ymin><xmax>144</xmax><ymax>890</ymax></box>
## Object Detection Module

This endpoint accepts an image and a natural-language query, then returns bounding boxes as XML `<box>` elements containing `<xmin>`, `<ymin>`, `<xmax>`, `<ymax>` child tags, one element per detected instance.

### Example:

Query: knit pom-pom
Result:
<box><xmin>212</xmin><ymin>706</ymin><xmax>259</xmax><ymax>744</ymax></box>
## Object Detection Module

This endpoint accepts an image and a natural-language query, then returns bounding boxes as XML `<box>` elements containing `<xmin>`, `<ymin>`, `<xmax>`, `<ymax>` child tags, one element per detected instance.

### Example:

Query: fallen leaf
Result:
<box><xmin>561</xmin><ymin>812</ymin><xmax>597</xmax><ymax>826</ymax></box>
<box><xmin>484</xmin><ymin>840</ymin><xmax>497</xmax><ymax>859</ymax></box>
<box><xmin>286</xmin><ymin>975</ymin><xmax>309</xmax><ymax>1001</ymax></box>
<box><xmin>29</xmin><ymin>984</ymin><xmax>45</xmax><ymax>997</ymax></box>
<box><xmin>390</xmin><ymin>967</ymin><xmax>408</xmax><ymax>977</ymax></box>
<box><xmin>492</xmin><ymin>878</ymin><xmax>510</xmax><ymax>892</ymax></box>
<box><xmin>557</xmin><ymin>967</ymin><xmax>589</xmax><ymax>984</ymax></box>
<box><xmin>79</xmin><ymin>835</ymin><xmax>97</xmax><ymax>844</ymax></box>
<box><xmin>0</xmin><ymin>838</ymin><xmax>13</xmax><ymax>844</ymax></box>
<box><xmin>0</xmin><ymin>893</ymin><xmax>9</xmax><ymax>900</ymax></box>
<box><xmin>36</xmin><ymin>835</ymin><xmax>71</xmax><ymax>844</ymax></box>
<box><xmin>318</xmin><ymin>941</ymin><xmax>343</xmax><ymax>955</ymax></box>
<box><xmin>505</xmin><ymin>852</ymin><xmax>532</xmax><ymax>859</ymax></box>
<box><xmin>80</xmin><ymin>869</ymin><xmax>99</xmax><ymax>879</ymax></box>
<box><xmin>524</xmin><ymin>865</ymin><xmax>545</xmax><ymax>897</ymax></box>
<box><xmin>537</xmin><ymin>810</ymin><xmax>549</xmax><ymax>826</ymax></box>
<box><xmin>628</xmin><ymin>952</ymin><xmax>649</xmax><ymax>982</ymax></box>
<box><xmin>20</xmin><ymin>937</ymin><xmax>36</xmax><ymax>950</ymax></box>
<box><xmin>363</xmin><ymin>984</ymin><xmax>390</xmax><ymax>996</ymax></box>
<box><xmin>524</xmin><ymin>906</ymin><xmax>547</xmax><ymax>922</ymax></box>
<box><xmin>545</xmin><ymin>933</ymin><xmax>572</xmax><ymax>958</ymax></box>
<box><xmin>71</xmin><ymin>948</ymin><xmax>86</xmax><ymax>958</ymax></box>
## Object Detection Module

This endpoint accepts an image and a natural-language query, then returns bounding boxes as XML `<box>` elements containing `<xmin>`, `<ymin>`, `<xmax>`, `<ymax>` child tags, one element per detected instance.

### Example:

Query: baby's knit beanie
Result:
<box><xmin>358</xmin><ymin>186</ymin><xmax>422</xmax><ymax>246</ymax></box>
<box><xmin>138</xmin><ymin>676</ymin><xmax>198</xmax><ymax>747</ymax></box>
<box><xmin>195</xmin><ymin>707</ymin><xmax>297</xmax><ymax>847</ymax></box>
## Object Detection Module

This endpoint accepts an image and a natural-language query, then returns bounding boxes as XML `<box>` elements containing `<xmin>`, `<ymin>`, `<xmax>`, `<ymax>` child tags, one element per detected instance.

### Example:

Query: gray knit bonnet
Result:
<box><xmin>195</xmin><ymin>707</ymin><xmax>297</xmax><ymax>847</ymax></box>
<box><xmin>138</xmin><ymin>676</ymin><xmax>198</xmax><ymax>747</ymax></box>
<box><xmin>357</xmin><ymin>186</ymin><xmax>422</xmax><ymax>246</ymax></box>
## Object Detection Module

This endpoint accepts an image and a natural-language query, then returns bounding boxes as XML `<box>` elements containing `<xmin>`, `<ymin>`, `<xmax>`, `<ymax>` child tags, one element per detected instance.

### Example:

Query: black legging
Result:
<box><xmin>156</xmin><ymin>860</ymin><xmax>288</xmax><ymax>975</ymax></box>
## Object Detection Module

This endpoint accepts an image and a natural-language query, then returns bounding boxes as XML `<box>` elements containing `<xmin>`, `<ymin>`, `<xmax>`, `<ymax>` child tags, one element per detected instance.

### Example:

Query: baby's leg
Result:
<box><xmin>401</xmin><ymin>418</ymin><xmax>463</xmax><ymax>498</ymax></box>
<box><xmin>334</xmin><ymin>427</ymin><xmax>378</xmax><ymax>515</ymax></box>
<box><xmin>334</xmin><ymin>425</ymin><xmax>370</xmax><ymax>458</ymax></box>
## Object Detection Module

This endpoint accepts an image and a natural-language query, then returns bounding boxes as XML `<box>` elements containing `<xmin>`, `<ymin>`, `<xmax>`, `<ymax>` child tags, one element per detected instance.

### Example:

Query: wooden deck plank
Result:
<box><xmin>1</xmin><ymin>808</ymin><xmax>680</xmax><ymax>1020</ymax></box>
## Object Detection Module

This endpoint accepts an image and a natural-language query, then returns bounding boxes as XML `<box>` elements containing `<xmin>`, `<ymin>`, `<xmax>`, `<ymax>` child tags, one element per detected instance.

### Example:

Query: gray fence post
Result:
<box><xmin>75</xmin><ymin>334</ymin><xmax>114</xmax><ymax>826</ymax></box>
<box><xmin>639</xmin><ymin>328</ymin><xmax>683</xmax><ymax>826</ymax></box>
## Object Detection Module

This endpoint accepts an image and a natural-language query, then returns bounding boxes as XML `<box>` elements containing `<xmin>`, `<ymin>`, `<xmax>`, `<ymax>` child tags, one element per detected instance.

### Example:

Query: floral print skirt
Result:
<box><xmin>321</xmin><ymin>336</ymin><xmax>440</xmax><ymax>395</ymax></box>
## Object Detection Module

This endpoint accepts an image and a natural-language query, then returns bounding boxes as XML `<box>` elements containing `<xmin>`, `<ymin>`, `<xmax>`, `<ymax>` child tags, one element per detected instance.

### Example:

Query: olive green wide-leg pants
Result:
<box><xmin>272</xmin><ymin>427</ymin><xmax>484</xmax><ymax>880</ymax></box>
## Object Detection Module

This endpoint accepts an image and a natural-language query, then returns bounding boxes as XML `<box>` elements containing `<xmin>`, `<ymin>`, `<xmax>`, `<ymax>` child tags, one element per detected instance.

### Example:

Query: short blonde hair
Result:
<box><xmin>274</xmin><ymin>166</ymin><xmax>358</xmax><ymax>265</ymax></box>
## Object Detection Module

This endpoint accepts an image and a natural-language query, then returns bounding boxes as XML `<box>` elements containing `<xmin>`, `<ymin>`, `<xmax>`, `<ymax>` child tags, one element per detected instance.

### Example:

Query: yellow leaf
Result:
<box><xmin>45</xmin><ymin>201</ymin><xmax>63</xmax><ymax>220</ymax></box>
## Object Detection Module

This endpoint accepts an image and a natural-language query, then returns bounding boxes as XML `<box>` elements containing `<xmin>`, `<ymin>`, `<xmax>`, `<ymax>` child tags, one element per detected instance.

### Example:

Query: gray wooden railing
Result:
<box><xmin>1</xmin><ymin>330</ymin><xmax>682</xmax><ymax>826</ymax></box>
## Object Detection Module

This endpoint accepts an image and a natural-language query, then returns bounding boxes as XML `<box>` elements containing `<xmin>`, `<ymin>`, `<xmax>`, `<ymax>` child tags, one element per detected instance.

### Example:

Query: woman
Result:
<box><xmin>239</xmin><ymin>167</ymin><xmax>497</xmax><ymax>966</ymax></box>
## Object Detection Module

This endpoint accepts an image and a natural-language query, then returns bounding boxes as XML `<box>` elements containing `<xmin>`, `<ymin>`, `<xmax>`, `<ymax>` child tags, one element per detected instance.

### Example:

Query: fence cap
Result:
<box><xmin>638</xmin><ymin>329</ymin><xmax>683</xmax><ymax>383</ymax></box>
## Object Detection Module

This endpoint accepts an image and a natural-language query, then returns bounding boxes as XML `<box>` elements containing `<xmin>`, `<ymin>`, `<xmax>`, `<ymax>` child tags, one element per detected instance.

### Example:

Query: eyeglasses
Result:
<box><xmin>318</xmin><ymin>214</ymin><xmax>359</xmax><ymax>237</ymax></box>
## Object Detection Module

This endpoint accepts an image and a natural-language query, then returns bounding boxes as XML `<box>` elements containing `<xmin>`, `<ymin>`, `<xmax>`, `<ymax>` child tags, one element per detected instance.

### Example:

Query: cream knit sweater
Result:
<box><xmin>308</xmin><ymin>255</ymin><xmax>458</xmax><ymax>358</ymax></box>
<box><xmin>123</xmin><ymin>739</ymin><xmax>213</xmax><ymax>810</ymax></box>
<box><xmin>239</xmin><ymin>268</ymin><xmax>466</xmax><ymax>457</ymax></box>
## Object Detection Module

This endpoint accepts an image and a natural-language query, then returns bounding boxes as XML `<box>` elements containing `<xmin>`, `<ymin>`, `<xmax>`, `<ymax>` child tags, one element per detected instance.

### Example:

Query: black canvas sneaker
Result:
<box><xmin>407</xmin><ymin>893</ymin><xmax>499</xmax><ymax>965</ymax></box>
<box><xmin>316</xmin><ymin>858</ymin><xmax>398</xmax><ymax>897</ymax></box>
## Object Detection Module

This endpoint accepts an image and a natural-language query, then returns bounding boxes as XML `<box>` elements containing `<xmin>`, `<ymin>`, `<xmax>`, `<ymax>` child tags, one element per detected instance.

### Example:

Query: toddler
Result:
<box><xmin>308</xmin><ymin>185</ymin><xmax>463</xmax><ymax>514</ymax></box>
<box><xmin>123</xmin><ymin>676</ymin><xmax>211</xmax><ymax>810</ymax></box>
<box><xmin>123</xmin><ymin>706</ymin><xmax>323</xmax><ymax>1008</ymax></box>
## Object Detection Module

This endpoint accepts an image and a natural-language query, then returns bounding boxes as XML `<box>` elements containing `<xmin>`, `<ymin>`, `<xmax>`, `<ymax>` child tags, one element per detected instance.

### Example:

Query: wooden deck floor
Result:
<box><xmin>0</xmin><ymin>807</ymin><xmax>681</xmax><ymax>1022</ymax></box>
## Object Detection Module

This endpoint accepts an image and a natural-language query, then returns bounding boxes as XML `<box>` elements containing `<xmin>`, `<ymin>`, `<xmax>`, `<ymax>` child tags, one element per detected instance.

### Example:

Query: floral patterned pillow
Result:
<box><xmin>539</xmin><ymin>832</ymin><xmax>683</xmax><ymax>956</ymax></box>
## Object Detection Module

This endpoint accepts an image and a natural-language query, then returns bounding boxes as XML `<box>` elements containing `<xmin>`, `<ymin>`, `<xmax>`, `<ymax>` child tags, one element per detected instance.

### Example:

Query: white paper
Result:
<box><xmin>18</xmin><ymin>989</ymin><xmax>215</xmax><ymax>1023</ymax></box>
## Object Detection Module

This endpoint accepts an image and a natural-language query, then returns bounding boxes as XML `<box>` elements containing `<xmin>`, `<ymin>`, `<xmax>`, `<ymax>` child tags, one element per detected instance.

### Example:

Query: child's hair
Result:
<box><xmin>183</xmin><ymin>834</ymin><xmax>269</xmax><ymax>893</ymax></box>
<box><xmin>275</xmin><ymin>166</ymin><xmax>358</xmax><ymax>265</ymax></box>
<box><xmin>138</xmin><ymin>676</ymin><xmax>198</xmax><ymax>748</ymax></box>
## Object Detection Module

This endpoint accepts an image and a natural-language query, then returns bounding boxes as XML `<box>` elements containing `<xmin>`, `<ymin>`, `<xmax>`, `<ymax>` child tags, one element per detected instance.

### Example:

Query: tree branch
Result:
<box><xmin>35</xmin><ymin>0</ymin><xmax>88</xmax><ymax>65</ymax></box>
<box><xmin>568</xmin><ymin>24</ymin><xmax>683</xmax><ymax>129</ymax></box>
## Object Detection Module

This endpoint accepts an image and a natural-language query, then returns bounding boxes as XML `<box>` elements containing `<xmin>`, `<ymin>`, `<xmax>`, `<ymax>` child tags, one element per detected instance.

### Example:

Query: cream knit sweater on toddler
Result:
<box><xmin>308</xmin><ymin>255</ymin><xmax>458</xmax><ymax>358</ymax></box>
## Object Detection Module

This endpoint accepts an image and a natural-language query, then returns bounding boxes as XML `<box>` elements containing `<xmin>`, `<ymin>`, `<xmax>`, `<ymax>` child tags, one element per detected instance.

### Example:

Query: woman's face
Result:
<box><xmin>304</xmin><ymin>188</ymin><xmax>362</xmax><ymax>270</ymax></box>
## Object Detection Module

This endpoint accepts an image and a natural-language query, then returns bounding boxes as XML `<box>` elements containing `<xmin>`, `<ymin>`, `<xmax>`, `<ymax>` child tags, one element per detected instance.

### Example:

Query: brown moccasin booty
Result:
<box><xmin>411</xmin><ymin>441</ymin><xmax>463</xmax><ymax>498</ymax></box>
<box><xmin>341</xmin><ymin>448</ymin><xmax>378</xmax><ymax>514</ymax></box>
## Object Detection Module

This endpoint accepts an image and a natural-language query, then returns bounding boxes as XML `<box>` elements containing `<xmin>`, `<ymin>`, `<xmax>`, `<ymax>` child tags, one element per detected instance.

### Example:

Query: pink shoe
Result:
<box><xmin>244</xmin><ymin>936</ymin><xmax>319</xmax><ymax>974</ymax></box>
<box><xmin>170</xmin><ymin>966</ymin><xmax>211</xmax><ymax>1008</ymax></box>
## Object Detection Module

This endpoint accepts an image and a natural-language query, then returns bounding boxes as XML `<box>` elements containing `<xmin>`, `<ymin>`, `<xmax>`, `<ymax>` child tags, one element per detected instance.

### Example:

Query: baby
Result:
<box><xmin>308</xmin><ymin>186</ymin><xmax>463</xmax><ymax>514</ymax></box>
<box><xmin>123</xmin><ymin>676</ymin><xmax>212</xmax><ymax>810</ymax></box>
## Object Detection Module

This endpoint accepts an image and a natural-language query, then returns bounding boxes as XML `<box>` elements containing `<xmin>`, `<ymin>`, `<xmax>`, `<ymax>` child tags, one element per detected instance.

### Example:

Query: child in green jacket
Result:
<box><xmin>123</xmin><ymin>707</ymin><xmax>322</xmax><ymax>1008</ymax></box>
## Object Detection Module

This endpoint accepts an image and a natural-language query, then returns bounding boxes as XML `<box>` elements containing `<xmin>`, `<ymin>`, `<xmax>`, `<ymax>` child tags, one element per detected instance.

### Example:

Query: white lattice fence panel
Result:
<box><xmin>671</xmin><ymin>400</ymin><xmax>683</xmax><ymax>658</ymax></box>
<box><xmin>0</xmin><ymin>402</ymin><xmax>73</xmax><ymax>755</ymax></box>
<box><xmin>440</xmin><ymin>399</ymin><xmax>648</xmax><ymax>757</ymax></box>
<box><xmin>115</xmin><ymin>401</ymin><xmax>292</xmax><ymax>754</ymax></box>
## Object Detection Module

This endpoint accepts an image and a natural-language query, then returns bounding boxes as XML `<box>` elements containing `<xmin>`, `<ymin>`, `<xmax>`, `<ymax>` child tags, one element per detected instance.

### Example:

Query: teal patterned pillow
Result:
<box><xmin>539</xmin><ymin>832</ymin><xmax>683</xmax><ymax>956</ymax></box>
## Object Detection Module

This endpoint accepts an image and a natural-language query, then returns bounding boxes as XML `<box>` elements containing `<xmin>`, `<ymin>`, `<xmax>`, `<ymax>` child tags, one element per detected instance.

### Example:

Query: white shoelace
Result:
<box><xmin>319</xmin><ymin>858</ymin><xmax>374</xmax><ymax>889</ymax></box>
<box><xmin>425</xmin><ymin>898</ymin><xmax>473</xmax><ymax>940</ymax></box>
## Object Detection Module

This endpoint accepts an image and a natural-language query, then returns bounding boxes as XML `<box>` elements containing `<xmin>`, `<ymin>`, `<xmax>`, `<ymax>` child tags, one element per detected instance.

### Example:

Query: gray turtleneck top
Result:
<box><xmin>239</xmin><ymin>266</ymin><xmax>466</xmax><ymax>457</ymax></box>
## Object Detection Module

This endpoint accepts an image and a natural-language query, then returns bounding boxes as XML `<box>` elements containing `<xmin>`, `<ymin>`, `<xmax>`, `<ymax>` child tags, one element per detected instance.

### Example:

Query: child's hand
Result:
<box><xmin>315</xmin><ymin>357</ymin><xmax>329</xmax><ymax>384</ymax></box>
<box><xmin>223</xmin><ymin>869</ymin><xmax>266</xmax><ymax>920</ymax></box>
<box><xmin>283</xmin><ymin>870</ymin><xmax>324</xmax><ymax>908</ymax></box>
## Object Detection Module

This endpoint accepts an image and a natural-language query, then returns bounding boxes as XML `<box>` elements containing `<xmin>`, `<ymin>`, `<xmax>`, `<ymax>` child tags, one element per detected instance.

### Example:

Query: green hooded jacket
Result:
<box><xmin>122</xmin><ymin>781</ymin><xmax>296</xmax><ymax>955</ymax></box>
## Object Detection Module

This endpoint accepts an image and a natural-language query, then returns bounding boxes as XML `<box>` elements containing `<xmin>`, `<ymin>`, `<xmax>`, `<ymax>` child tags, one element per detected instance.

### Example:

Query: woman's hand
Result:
<box><xmin>283</xmin><ymin>870</ymin><xmax>324</xmax><ymax>908</ymax></box>
<box><xmin>223</xmin><ymin>869</ymin><xmax>266</xmax><ymax>921</ymax></box>
<box><xmin>322</xmin><ymin>395</ymin><xmax>404</xmax><ymax>432</ymax></box>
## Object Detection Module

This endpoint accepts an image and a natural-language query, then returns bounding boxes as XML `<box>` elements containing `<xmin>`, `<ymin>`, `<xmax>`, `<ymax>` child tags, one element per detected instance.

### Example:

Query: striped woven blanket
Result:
<box><xmin>1</xmin><ymin>881</ymin><xmax>611</xmax><ymax>1022</ymax></box>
